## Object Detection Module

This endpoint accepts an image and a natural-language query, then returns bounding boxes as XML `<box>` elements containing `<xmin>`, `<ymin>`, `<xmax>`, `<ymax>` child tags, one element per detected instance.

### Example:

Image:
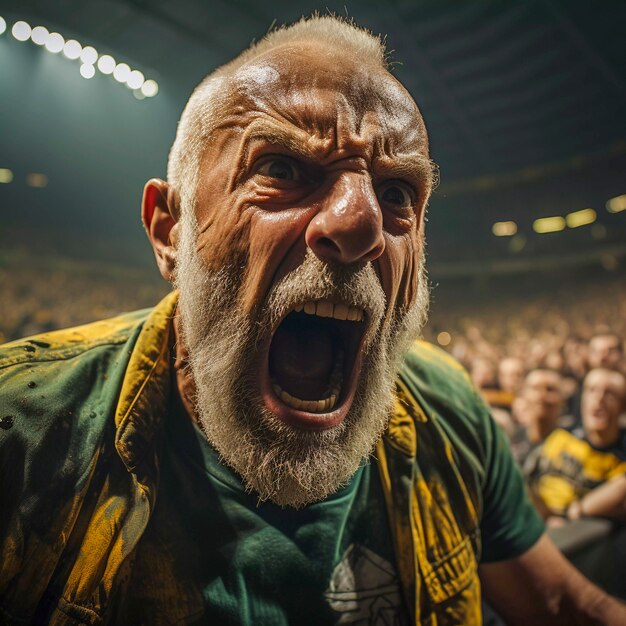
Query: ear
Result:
<box><xmin>142</xmin><ymin>178</ymin><xmax>181</xmax><ymax>282</ymax></box>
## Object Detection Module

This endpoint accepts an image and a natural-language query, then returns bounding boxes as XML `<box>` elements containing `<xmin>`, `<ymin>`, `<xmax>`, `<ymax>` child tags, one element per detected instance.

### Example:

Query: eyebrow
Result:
<box><xmin>237</xmin><ymin>117</ymin><xmax>437</xmax><ymax>190</ymax></box>
<box><xmin>241</xmin><ymin>119</ymin><xmax>321</xmax><ymax>161</ymax></box>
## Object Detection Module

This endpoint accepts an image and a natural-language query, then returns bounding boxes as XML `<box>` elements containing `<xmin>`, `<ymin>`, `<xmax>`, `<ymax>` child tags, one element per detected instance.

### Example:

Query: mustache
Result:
<box><xmin>260</xmin><ymin>250</ymin><xmax>387</xmax><ymax>331</ymax></box>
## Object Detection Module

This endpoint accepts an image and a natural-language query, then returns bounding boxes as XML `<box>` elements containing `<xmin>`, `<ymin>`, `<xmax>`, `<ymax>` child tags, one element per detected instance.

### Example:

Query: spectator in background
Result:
<box><xmin>498</xmin><ymin>356</ymin><xmax>525</xmax><ymax>395</ymax></box>
<box><xmin>563</xmin><ymin>335</ymin><xmax>588</xmax><ymax>381</ymax></box>
<box><xmin>471</xmin><ymin>356</ymin><xmax>516</xmax><ymax>435</ymax></box>
<box><xmin>511</xmin><ymin>368</ymin><xmax>564</xmax><ymax>465</ymax></box>
<box><xmin>470</xmin><ymin>356</ymin><xmax>498</xmax><ymax>392</ymax></box>
<box><xmin>588</xmin><ymin>333</ymin><xmax>624</xmax><ymax>373</ymax></box>
<box><xmin>527</xmin><ymin>368</ymin><xmax>626</xmax><ymax>523</ymax></box>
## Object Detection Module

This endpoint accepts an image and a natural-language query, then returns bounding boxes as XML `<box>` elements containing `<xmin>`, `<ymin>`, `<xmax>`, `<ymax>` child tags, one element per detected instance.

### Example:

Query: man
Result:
<box><xmin>528</xmin><ymin>368</ymin><xmax>626</xmax><ymax>522</ymax></box>
<box><xmin>588</xmin><ymin>332</ymin><xmax>624</xmax><ymax>372</ymax></box>
<box><xmin>498</xmin><ymin>356</ymin><xmax>525</xmax><ymax>396</ymax></box>
<box><xmin>510</xmin><ymin>368</ymin><xmax>565</xmax><ymax>465</ymax></box>
<box><xmin>1</xmin><ymin>16</ymin><xmax>625</xmax><ymax>626</ymax></box>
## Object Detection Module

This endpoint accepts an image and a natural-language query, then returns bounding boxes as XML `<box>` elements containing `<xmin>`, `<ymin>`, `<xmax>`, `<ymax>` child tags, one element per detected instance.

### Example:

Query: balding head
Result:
<box><xmin>167</xmin><ymin>16</ymin><xmax>432</xmax><ymax>222</ymax></box>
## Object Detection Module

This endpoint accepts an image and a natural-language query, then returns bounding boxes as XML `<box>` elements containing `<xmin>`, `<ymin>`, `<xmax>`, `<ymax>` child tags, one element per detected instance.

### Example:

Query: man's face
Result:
<box><xmin>588</xmin><ymin>335</ymin><xmax>623</xmax><ymax>371</ymax></box>
<box><xmin>175</xmin><ymin>43</ymin><xmax>431</xmax><ymax>507</ymax></box>
<box><xmin>581</xmin><ymin>369</ymin><xmax>626</xmax><ymax>445</ymax></box>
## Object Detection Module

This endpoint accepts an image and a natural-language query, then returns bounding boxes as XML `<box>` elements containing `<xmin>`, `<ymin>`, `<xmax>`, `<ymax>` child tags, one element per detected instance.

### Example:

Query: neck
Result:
<box><xmin>527</xmin><ymin>420</ymin><xmax>553</xmax><ymax>444</ymax></box>
<box><xmin>586</xmin><ymin>428</ymin><xmax>619</xmax><ymax>448</ymax></box>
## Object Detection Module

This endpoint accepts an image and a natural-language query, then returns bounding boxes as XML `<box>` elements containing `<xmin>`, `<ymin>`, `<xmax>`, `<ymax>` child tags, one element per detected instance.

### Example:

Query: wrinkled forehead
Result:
<box><xmin>226</xmin><ymin>44</ymin><xmax>428</xmax><ymax>155</ymax></box>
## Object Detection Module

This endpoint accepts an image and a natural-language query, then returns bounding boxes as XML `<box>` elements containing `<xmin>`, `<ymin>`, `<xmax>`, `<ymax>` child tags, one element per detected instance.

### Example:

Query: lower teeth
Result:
<box><xmin>271</xmin><ymin>350</ymin><xmax>344</xmax><ymax>414</ymax></box>
<box><xmin>272</xmin><ymin>383</ymin><xmax>339</xmax><ymax>413</ymax></box>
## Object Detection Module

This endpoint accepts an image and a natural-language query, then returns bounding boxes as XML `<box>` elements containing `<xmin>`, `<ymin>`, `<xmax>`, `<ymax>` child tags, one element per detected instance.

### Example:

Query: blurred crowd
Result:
<box><xmin>0</xmin><ymin>263</ymin><xmax>168</xmax><ymax>343</ymax></box>
<box><xmin>3</xmin><ymin>261</ymin><xmax>626</xmax><ymax>529</ymax></box>
<box><xmin>425</xmin><ymin>273</ymin><xmax>626</xmax><ymax>529</ymax></box>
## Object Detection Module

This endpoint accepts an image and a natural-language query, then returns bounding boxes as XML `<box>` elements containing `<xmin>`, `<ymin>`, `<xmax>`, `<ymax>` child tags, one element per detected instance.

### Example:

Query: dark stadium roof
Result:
<box><xmin>6</xmin><ymin>0</ymin><xmax>625</xmax><ymax>182</ymax></box>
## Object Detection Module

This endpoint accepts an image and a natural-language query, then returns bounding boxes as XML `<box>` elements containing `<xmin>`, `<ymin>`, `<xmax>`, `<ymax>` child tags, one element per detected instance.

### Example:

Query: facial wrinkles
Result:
<box><xmin>176</xmin><ymin>204</ymin><xmax>430</xmax><ymax>507</ymax></box>
<box><xmin>232</xmin><ymin>54</ymin><xmax>424</xmax><ymax>164</ymax></box>
<box><xmin>192</xmin><ymin>55</ymin><xmax>430</xmax><ymax>323</ymax></box>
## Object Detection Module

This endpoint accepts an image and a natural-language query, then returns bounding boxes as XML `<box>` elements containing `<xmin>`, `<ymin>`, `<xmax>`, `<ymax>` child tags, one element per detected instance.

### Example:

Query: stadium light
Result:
<box><xmin>80</xmin><ymin>45</ymin><xmax>98</xmax><ymax>65</ymax></box>
<box><xmin>8</xmin><ymin>17</ymin><xmax>159</xmax><ymax>100</ymax></box>
<box><xmin>12</xmin><ymin>21</ymin><xmax>31</xmax><ymax>41</ymax></box>
<box><xmin>606</xmin><ymin>194</ymin><xmax>626</xmax><ymax>213</ymax></box>
<box><xmin>0</xmin><ymin>168</ymin><xmax>14</xmax><ymax>183</ymax></box>
<box><xmin>437</xmin><ymin>332</ymin><xmax>452</xmax><ymax>347</ymax></box>
<box><xmin>45</xmin><ymin>32</ymin><xmax>65</xmax><ymax>53</ymax></box>
<box><xmin>97</xmin><ymin>54</ymin><xmax>116</xmax><ymax>74</ymax></box>
<box><xmin>113</xmin><ymin>62</ymin><xmax>131</xmax><ymax>83</ymax></box>
<box><xmin>127</xmin><ymin>70</ymin><xmax>144</xmax><ymax>90</ymax></box>
<box><xmin>566</xmin><ymin>208</ymin><xmax>596</xmax><ymax>228</ymax></box>
<box><xmin>141</xmin><ymin>79</ymin><xmax>158</xmax><ymax>97</ymax></box>
<box><xmin>533</xmin><ymin>216</ymin><xmax>566</xmax><ymax>234</ymax></box>
<box><xmin>31</xmin><ymin>26</ymin><xmax>48</xmax><ymax>45</ymax></box>
<box><xmin>63</xmin><ymin>39</ymin><xmax>82</xmax><ymax>60</ymax></box>
<box><xmin>492</xmin><ymin>221</ymin><xmax>517</xmax><ymax>237</ymax></box>
<box><xmin>80</xmin><ymin>64</ymin><xmax>95</xmax><ymax>79</ymax></box>
<box><xmin>26</xmin><ymin>173</ymin><xmax>48</xmax><ymax>188</ymax></box>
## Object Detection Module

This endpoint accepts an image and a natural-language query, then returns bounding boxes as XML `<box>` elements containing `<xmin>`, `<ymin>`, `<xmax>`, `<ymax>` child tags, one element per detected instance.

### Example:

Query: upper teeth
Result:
<box><xmin>295</xmin><ymin>300</ymin><xmax>364</xmax><ymax>321</ymax></box>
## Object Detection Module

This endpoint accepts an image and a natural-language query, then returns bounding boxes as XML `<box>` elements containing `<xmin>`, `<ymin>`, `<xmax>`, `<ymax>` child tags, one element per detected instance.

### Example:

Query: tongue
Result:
<box><xmin>269</xmin><ymin>315</ymin><xmax>334</xmax><ymax>400</ymax></box>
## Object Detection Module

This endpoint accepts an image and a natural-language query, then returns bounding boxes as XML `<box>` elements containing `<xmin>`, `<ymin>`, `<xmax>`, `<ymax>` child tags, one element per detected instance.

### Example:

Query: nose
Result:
<box><xmin>305</xmin><ymin>172</ymin><xmax>385</xmax><ymax>265</ymax></box>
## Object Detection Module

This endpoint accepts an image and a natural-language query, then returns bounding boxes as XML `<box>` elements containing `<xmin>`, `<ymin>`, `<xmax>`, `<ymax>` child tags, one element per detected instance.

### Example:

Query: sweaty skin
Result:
<box><xmin>192</xmin><ymin>42</ymin><xmax>433</xmax><ymax>323</ymax></box>
<box><xmin>165</xmin><ymin>42</ymin><xmax>435</xmax><ymax>427</ymax></box>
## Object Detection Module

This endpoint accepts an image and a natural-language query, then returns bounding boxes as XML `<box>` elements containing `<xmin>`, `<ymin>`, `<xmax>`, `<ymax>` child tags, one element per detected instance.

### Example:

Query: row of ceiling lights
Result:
<box><xmin>492</xmin><ymin>194</ymin><xmax>626</xmax><ymax>237</ymax></box>
<box><xmin>0</xmin><ymin>16</ymin><xmax>158</xmax><ymax>99</ymax></box>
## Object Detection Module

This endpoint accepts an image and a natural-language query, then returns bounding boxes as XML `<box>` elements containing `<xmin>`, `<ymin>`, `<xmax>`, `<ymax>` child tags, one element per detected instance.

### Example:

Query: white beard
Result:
<box><xmin>175</xmin><ymin>215</ymin><xmax>429</xmax><ymax>508</ymax></box>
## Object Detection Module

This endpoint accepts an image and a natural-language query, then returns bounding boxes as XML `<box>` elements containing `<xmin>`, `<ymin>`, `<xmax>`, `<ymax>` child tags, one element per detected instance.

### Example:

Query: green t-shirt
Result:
<box><xmin>118</xmin><ymin>399</ymin><xmax>410</xmax><ymax>626</ymax></box>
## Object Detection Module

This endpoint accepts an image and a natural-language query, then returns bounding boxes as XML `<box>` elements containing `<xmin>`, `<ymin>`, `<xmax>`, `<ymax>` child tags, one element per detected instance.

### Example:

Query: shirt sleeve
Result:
<box><xmin>479</xmin><ymin>400</ymin><xmax>545</xmax><ymax>563</ymax></box>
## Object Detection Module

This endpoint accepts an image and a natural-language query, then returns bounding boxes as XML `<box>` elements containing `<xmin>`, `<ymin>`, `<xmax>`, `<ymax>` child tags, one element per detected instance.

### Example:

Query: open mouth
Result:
<box><xmin>260</xmin><ymin>299</ymin><xmax>368</xmax><ymax>430</ymax></box>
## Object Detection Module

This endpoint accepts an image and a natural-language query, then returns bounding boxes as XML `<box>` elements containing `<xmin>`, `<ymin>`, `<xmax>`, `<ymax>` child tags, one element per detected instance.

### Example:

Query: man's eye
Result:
<box><xmin>378</xmin><ymin>181</ymin><xmax>415</xmax><ymax>210</ymax></box>
<box><xmin>256</xmin><ymin>158</ymin><xmax>301</xmax><ymax>182</ymax></box>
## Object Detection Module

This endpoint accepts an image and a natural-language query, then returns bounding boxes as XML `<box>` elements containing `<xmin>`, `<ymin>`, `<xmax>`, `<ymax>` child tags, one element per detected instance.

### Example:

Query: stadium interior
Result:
<box><xmin>1</xmin><ymin>0</ymin><xmax>626</xmax><ymax>616</ymax></box>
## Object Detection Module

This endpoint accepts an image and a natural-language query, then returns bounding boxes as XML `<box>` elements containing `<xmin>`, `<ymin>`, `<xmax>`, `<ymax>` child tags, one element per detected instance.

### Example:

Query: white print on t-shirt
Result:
<box><xmin>325</xmin><ymin>544</ymin><xmax>409</xmax><ymax>625</ymax></box>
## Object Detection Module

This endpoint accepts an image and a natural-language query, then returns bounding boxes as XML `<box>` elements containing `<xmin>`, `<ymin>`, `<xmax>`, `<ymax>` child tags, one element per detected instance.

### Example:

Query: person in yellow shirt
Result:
<box><xmin>528</xmin><ymin>368</ymin><xmax>626</xmax><ymax>520</ymax></box>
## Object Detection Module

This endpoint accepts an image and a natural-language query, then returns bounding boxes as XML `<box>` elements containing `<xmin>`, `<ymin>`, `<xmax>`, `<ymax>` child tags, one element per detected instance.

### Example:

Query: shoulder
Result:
<box><xmin>398</xmin><ymin>340</ymin><xmax>499</xmax><ymax>492</ymax></box>
<box><xmin>0</xmin><ymin>307</ymin><xmax>153</xmax><ymax>484</ymax></box>
<box><xmin>615</xmin><ymin>431</ymin><xmax>626</xmax><ymax>460</ymax></box>
<box><xmin>401</xmin><ymin>339</ymin><xmax>473</xmax><ymax>391</ymax></box>
<box><xmin>0</xmin><ymin>307</ymin><xmax>151</xmax><ymax>371</ymax></box>
<box><xmin>0</xmin><ymin>307</ymin><xmax>152</xmax><ymax>411</ymax></box>
<box><xmin>400</xmin><ymin>340</ymin><xmax>491</xmax><ymax>439</ymax></box>
<box><xmin>543</xmin><ymin>427</ymin><xmax>579</xmax><ymax>448</ymax></box>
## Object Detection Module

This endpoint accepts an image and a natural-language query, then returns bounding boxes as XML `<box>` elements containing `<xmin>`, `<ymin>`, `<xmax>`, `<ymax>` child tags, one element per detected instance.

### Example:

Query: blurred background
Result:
<box><xmin>1</xmin><ymin>0</ymin><xmax>625</xmax><ymax>350</ymax></box>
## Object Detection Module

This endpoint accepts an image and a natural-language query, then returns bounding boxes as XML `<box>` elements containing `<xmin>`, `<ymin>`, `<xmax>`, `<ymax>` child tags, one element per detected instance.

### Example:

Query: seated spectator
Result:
<box><xmin>527</xmin><ymin>368</ymin><xmax>626</xmax><ymax>521</ymax></box>
<box><xmin>588</xmin><ymin>333</ymin><xmax>624</xmax><ymax>373</ymax></box>
<box><xmin>510</xmin><ymin>368</ymin><xmax>564</xmax><ymax>465</ymax></box>
<box><xmin>496</xmin><ymin>356</ymin><xmax>525</xmax><ymax>409</ymax></box>
<box><xmin>498</xmin><ymin>357</ymin><xmax>525</xmax><ymax>394</ymax></box>
<box><xmin>473</xmin><ymin>357</ymin><xmax>516</xmax><ymax>413</ymax></box>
